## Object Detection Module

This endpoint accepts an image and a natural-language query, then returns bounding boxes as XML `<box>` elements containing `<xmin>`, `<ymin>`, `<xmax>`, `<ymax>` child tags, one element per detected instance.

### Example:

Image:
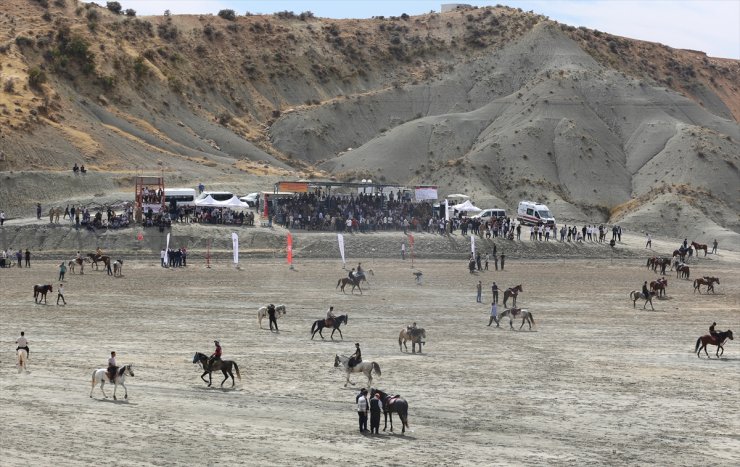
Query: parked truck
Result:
<box><xmin>517</xmin><ymin>201</ymin><xmax>555</xmax><ymax>226</ymax></box>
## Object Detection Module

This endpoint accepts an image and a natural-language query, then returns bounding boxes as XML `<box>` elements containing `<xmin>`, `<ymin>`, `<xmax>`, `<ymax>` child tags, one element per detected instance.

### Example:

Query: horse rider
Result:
<box><xmin>16</xmin><ymin>331</ymin><xmax>29</xmax><ymax>358</ymax></box>
<box><xmin>348</xmin><ymin>343</ymin><xmax>362</xmax><ymax>368</ymax></box>
<box><xmin>326</xmin><ymin>306</ymin><xmax>336</xmax><ymax>326</ymax></box>
<box><xmin>76</xmin><ymin>250</ymin><xmax>81</xmax><ymax>260</ymax></box>
<box><xmin>107</xmin><ymin>351</ymin><xmax>117</xmax><ymax>381</ymax></box>
<box><xmin>406</xmin><ymin>322</ymin><xmax>418</xmax><ymax>334</ymax></box>
<box><xmin>208</xmin><ymin>340</ymin><xmax>222</xmax><ymax>370</ymax></box>
<box><xmin>355</xmin><ymin>262</ymin><xmax>364</xmax><ymax>280</ymax></box>
<box><xmin>96</xmin><ymin>247</ymin><xmax>103</xmax><ymax>258</ymax></box>
<box><xmin>348</xmin><ymin>267</ymin><xmax>356</xmax><ymax>282</ymax></box>
<box><xmin>709</xmin><ymin>322</ymin><xmax>719</xmax><ymax>343</ymax></box>
<box><xmin>642</xmin><ymin>281</ymin><xmax>650</xmax><ymax>299</ymax></box>
<box><xmin>683</xmin><ymin>238</ymin><xmax>688</xmax><ymax>250</ymax></box>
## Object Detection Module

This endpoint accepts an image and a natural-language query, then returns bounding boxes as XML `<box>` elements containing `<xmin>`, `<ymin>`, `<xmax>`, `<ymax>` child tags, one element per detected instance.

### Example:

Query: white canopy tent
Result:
<box><xmin>222</xmin><ymin>196</ymin><xmax>249</xmax><ymax>208</ymax></box>
<box><xmin>194</xmin><ymin>195</ymin><xmax>220</xmax><ymax>207</ymax></box>
<box><xmin>451</xmin><ymin>200</ymin><xmax>482</xmax><ymax>213</ymax></box>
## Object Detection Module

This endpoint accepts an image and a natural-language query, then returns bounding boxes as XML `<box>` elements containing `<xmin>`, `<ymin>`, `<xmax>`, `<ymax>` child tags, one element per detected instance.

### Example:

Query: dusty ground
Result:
<box><xmin>0</xmin><ymin>245</ymin><xmax>739</xmax><ymax>465</ymax></box>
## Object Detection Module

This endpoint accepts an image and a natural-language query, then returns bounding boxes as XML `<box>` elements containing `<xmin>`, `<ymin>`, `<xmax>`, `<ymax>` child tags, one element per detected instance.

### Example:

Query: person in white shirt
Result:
<box><xmin>356</xmin><ymin>388</ymin><xmax>369</xmax><ymax>432</ymax></box>
<box><xmin>107</xmin><ymin>351</ymin><xmax>117</xmax><ymax>381</ymax></box>
<box><xmin>57</xmin><ymin>284</ymin><xmax>66</xmax><ymax>305</ymax></box>
<box><xmin>160</xmin><ymin>249</ymin><xmax>166</xmax><ymax>267</ymax></box>
<box><xmin>16</xmin><ymin>331</ymin><xmax>29</xmax><ymax>358</ymax></box>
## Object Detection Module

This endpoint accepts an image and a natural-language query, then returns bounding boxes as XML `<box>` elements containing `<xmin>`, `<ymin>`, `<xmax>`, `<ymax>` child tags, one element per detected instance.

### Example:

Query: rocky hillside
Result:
<box><xmin>0</xmin><ymin>1</ymin><xmax>738</xmax><ymax>247</ymax></box>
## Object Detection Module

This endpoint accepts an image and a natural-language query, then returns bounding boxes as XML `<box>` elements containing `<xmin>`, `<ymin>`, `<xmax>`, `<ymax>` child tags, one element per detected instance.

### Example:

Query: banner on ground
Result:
<box><xmin>414</xmin><ymin>186</ymin><xmax>438</xmax><ymax>201</ymax></box>
<box><xmin>337</xmin><ymin>233</ymin><xmax>346</xmax><ymax>267</ymax></box>
<box><xmin>232</xmin><ymin>232</ymin><xmax>239</xmax><ymax>265</ymax></box>
<box><xmin>164</xmin><ymin>232</ymin><xmax>170</xmax><ymax>265</ymax></box>
<box><xmin>287</xmin><ymin>232</ymin><xmax>293</xmax><ymax>265</ymax></box>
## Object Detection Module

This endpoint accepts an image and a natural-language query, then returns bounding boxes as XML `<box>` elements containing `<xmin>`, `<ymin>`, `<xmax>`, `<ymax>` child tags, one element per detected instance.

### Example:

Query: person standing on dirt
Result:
<box><xmin>36</xmin><ymin>203</ymin><xmax>41</xmax><ymax>220</ymax></box>
<box><xmin>711</xmin><ymin>239</ymin><xmax>718</xmax><ymax>255</ymax></box>
<box><xmin>56</xmin><ymin>283</ymin><xmax>66</xmax><ymax>305</ymax></box>
<box><xmin>369</xmin><ymin>391</ymin><xmax>383</xmax><ymax>434</ymax></box>
<box><xmin>500</xmin><ymin>253</ymin><xmax>505</xmax><ymax>270</ymax></box>
<box><xmin>16</xmin><ymin>249</ymin><xmax>22</xmax><ymax>268</ymax></box>
<box><xmin>645</xmin><ymin>233</ymin><xmax>652</xmax><ymax>249</ymax></box>
<box><xmin>488</xmin><ymin>302</ymin><xmax>499</xmax><ymax>327</ymax></box>
<box><xmin>492</xmin><ymin>282</ymin><xmax>499</xmax><ymax>304</ymax></box>
<box><xmin>0</xmin><ymin>210</ymin><xmax>5</xmax><ymax>226</ymax></box>
<box><xmin>58</xmin><ymin>261</ymin><xmax>67</xmax><ymax>281</ymax></box>
<box><xmin>476</xmin><ymin>281</ymin><xmax>482</xmax><ymax>303</ymax></box>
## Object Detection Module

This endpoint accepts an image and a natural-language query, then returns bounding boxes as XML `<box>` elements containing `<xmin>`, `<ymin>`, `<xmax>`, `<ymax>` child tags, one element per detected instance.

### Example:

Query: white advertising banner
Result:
<box><xmin>164</xmin><ymin>232</ymin><xmax>170</xmax><ymax>265</ymax></box>
<box><xmin>337</xmin><ymin>233</ymin><xmax>346</xmax><ymax>266</ymax></box>
<box><xmin>232</xmin><ymin>232</ymin><xmax>239</xmax><ymax>265</ymax></box>
<box><xmin>471</xmin><ymin>234</ymin><xmax>476</xmax><ymax>256</ymax></box>
<box><xmin>414</xmin><ymin>186</ymin><xmax>438</xmax><ymax>201</ymax></box>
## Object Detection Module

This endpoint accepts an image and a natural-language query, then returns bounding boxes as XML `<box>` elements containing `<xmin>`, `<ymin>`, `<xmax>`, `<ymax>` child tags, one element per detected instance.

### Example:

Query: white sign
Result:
<box><xmin>414</xmin><ymin>186</ymin><xmax>438</xmax><ymax>201</ymax></box>
<box><xmin>232</xmin><ymin>232</ymin><xmax>239</xmax><ymax>265</ymax></box>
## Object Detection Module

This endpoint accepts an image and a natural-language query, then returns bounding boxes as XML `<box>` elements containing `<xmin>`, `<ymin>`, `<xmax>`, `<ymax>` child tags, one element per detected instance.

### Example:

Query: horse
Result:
<box><xmin>370</xmin><ymin>388</ymin><xmax>409</xmax><ymax>434</ymax></box>
<box><xmin>503</xmin><ymin>284</ymin><xmax>523</xmax><ymax>307</ymax></box>
<box><xmin>88</xmin><ymin>254</ymin><xmax>111</xmax><ymax>271</ymax></box>
<box><xmin>192</xmin><ymin>352</ymin><xmax>241</xmax><ymax>388</ymax></box>
<box><xmin>691</xmin><ymin>241</ymin><xmax>708</xmax><ymax>257</ymax></box>
<box><xmin>694</xmin><ymin>276</ymin><xmax>720</xmax><ymax>294</ymax></box>
<box><xmin>334</xmin><ymin>354</ymin><xmax>381</xmax><ymax>388</ymax></box>
<box><xmin>90</xmin><ymin>364</ymin><xmax>135</xmax><ymax>400</ymax></box>
<box><xmin>499</xmin><ymin>308</ymin><xmax>535</xmax><ymax>330</ymax></box>
<box><xmin>674</xmin><ymin>262</ymin><xmax>690</xmax><ymax>280</ymax></box>
<box><xmin>311</xmin><ymin>314</ymin><xmax>348</xmax><ymax>340</ymax></box>
<box><xmin>112</xmin><ymin>259</ymin><xmax>124</xmax><ymax>277</ymax></box>
<box><xmin>336</xmin><ymin>277</ymin><xmax>362</xmax><ymax>295</ymax></box>
<box><xmin>650</xmin><ymin>278</ymin><xmax>668</xmax><ymax>298</ymax></box>
<box><xmin>672</xmin><ymin>249</ymin><xmax>687</xmax><ymax>263</ymax></box>
<box><xmin>695</xmin><ymin>330</ymin><xmax>733</xmax><ymax>359</ymax></box>
<box><xmin>399</xmin><ymin>327</ymin><xmax>426</xmax><ymax>353</ymax></box>
<box><xmin>354</xmin><ymin>268</ymin><xmax>374</xmax><ymax>285</ymax></box>
<box><xmin>17</xmin><ymin>348</ymin><xmax>29</xmax><ymax>373</ymax></box>
<box><xmin>33</xmin><ymin>284</ymin><xmax>53</xmax><ymax>304</ymax></box>
<box><xmin>630</xmin><ymin>290</ymin><xmax>655</xmax><ymax>310</ymax></box>
<box><xmin>68</xmin><ymin>257</ymin><xmax>89</xmax><ymax>274</ymax></box>
<box><xmin>646</xmin><ymin>257</ymin><xmax>656</xmax><ymax>269</ymax></box>
<box><xmin>257</xmin><ymin>304</ymin><xmax>287</xmax><ymax>329</ymax></box>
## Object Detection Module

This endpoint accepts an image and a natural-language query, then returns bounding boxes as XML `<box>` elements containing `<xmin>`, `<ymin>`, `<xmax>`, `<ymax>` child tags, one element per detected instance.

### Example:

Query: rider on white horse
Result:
<box><xmin>642</xmin><ymin>281</ymin><xmax>650</xmax><ymax>299</ymax></box>
<box><xmin>16</xmin><ymin>331</ymin><xmax>29</xmax><ymax>358</ymax></box>
<box><xmin>107</xmin><ymin>351</ymin><xmax>117</xmax><ymax>381</ymax></box>
<box><xmin>348</xmin><ymin>343</ymin><xmax>362</xmax><ymax>368</ymax></box>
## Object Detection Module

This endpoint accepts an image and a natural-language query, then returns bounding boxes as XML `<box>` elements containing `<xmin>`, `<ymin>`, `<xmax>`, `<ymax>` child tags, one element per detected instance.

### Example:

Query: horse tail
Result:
<box><xmin>695</xmin><ymin>337</ymin><xmax>702</xmax><ymax>353</ymax></box>
<box><xmin>91</xmin><ymin>370</ymin><xmax>97</xmax><ymax>386</ymax></box>
<box><xmin>336</xmin><ymin>279</ymin><xmax>341</xmax><ymax>289</ymax></box>
<box><xmin>233</xmin><ymin>362</ymin><xmax>241</xmax><ymax>381</ymax></box>
<box><xmin>372</xmin><ymin>362</ymin><xmax>381</xmax><ymax>377</ymax></box>
<box><xmin>311</xmin><ymin>320</ymin><xmax>318</xmax><ymax>333</ymax></box>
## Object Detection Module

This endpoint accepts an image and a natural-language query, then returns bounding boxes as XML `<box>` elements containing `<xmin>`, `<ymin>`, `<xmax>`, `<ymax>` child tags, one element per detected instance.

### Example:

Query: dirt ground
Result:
<box><xmin>1</xmin><ymin>249</ymin><xmax>738</xmax><ymax>465</ymax></box>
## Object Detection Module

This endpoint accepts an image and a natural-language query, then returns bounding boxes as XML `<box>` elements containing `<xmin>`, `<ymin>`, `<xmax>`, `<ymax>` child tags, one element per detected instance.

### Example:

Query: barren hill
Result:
<box><xmin>0</xmin><ymin>1</ymin><xmax>738</xmax><ymax>248</ymax></box>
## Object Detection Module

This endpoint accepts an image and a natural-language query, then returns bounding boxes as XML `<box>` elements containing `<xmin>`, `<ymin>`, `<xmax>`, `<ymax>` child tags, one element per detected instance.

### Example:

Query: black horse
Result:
<box><xmin>370</xmin><ymin>388</ymin><xmax>409</xmax><ymax>434</ymax></box>
<box><xmin>310</xmin><ymin>314</ymin><xmax>348</xmax><ymax>340</ymax></box>
<box><xmin>34</xmin><ymin>284</ymin><xmax>53</xmax><ymax>304</ymax></box>
<box><xmin>192</xmin><ymin>352</ymin><xmax>241</xmax><ymax>387</ymax></box>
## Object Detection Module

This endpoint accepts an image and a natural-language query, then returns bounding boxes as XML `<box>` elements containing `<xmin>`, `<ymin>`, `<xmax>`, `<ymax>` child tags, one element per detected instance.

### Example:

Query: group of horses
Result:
<box><xmin>68</xmin><ymin>253</ymin><xmax>123</xmax><ymax>276</ymax></box>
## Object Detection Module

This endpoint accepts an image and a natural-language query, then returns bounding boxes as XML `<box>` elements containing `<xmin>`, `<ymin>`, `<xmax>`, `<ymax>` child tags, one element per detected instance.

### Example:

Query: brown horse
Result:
<box><xmin>672</xmin><ymin>249</ymin><xmax>688</xmax><ymax>263</ymax></box>
<box><xmin>693</xmin><ymin>276</ymin><xmax>719</xmax><ymax>294</ymax></box>
<box><xmin>691</xmin><ymin>241</ymin><xmax>708</xmax><ymax>257</ymax></box>
<box><xmin>695</xmin><ymin>330</ymin><xmax>733</xmax><ymax>358</ymax></box>
<box><xmin>398</xmin><ymin>327</ymin><xmax>426</xmax><ymax>353</ymax></box>
<box><xmin>650</xmin><ymin>257</ymin><xmax>670</xmax><ymax>274</ymax></box>
<box><xmin>34</xmin><ymin>284</ymin><xmax>53</xmax><ymax>304</ymax></box>
<box><xmin>88</xmin><ymin>253</ymin><xmax>111</xmax><ymax>271</ymax></box>
<box><xmin>336</xmin><ymin>277</ymin><xmax>362</xmax><ymax>295</ymax></box>
<box><xmin>650</xmin><ymin>278</ymin><xmax>668</xmax><ymax>298</ymax></box>
<box><xmin>503</xmin><ymin>285</ymin><xmax>523</xmax><ymax>307</ymax></box>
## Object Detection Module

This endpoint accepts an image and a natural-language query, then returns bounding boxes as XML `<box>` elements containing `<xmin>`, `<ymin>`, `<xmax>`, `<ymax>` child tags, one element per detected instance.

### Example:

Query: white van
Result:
<box><xmin>197</xmin><ymin>191</ymin><xmax>235</xmax><ymax>202</ymax></box>
<box><xmin>164</xmin><ymin>188</ymin><xmax>196</xmax><ymax>207</ymax></box>
<box><xmin>517</xmin><ymin>201</ymin><xmax>555</xmax><ymax>226</ymax></box>
<box><xmin>472</xmin><ymin>208</ymin><xmax>507</xmax><ymax>221</ymax></box>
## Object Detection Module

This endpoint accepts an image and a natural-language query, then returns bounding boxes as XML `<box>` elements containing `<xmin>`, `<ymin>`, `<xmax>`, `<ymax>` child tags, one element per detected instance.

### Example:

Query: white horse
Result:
<box><xmin>90</xmin><ymin>364</ymin><xmax>135</xmax><ymax>400</ymax></box>
<box><xmin>112</xmin><ymin>259</ymin><xmax>124</xmax><ymax>277</ymax></box>
<box><xmin>17</xmin><ymin>349</ymin><xmax>29</xmax><ymax>373</ymax></box>
<box><xmin>334</xmin><ymin>354</ymin><xmax>381</xmax><ymax>388</ymax></box>
<box><xmin>498</xmin><ymin>308</ymin><xmax>535</xmax><ymax>330</ymax></box>
<box><xmin>257</xmin><ymin>304</ymin><xmax>287</xmax><ymax>329</ymax></box>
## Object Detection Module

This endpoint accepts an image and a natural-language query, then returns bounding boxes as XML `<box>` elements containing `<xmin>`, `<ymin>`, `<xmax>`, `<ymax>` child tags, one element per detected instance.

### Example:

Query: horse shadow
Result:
<box><xmin>190</xmin><ymin>385</ymin><xmax>240</xmax><ymax>393</ymax></box>
<box><xmin>93</xmin><ymin>398</ymin><xmax>135</xmax><ymax>406</ymax></box>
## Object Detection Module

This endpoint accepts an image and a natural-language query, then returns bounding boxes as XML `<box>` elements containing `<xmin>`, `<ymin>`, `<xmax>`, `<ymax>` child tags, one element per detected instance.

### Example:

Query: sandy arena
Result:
<box><xmin>1</xmin><ymin>247</ymin><xmax>739</xmax><ymax>465</ymax></box>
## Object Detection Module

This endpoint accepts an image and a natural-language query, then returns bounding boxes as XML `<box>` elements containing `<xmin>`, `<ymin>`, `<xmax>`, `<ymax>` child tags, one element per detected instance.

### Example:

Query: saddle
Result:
<box><xmin>510</xmin><ymin>308</ymin><xmax>521</xmax><ymax>317</ymax></box>
<box><xmin>325</xmin><ymin>318</ymin><xmax>334</xmax><ymax>327</ymax></box>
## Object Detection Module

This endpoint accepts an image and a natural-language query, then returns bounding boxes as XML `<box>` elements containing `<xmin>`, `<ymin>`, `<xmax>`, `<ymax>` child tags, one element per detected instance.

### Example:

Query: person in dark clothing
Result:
<box><xmin>500</xmin><ymin>253</ymin><xmax>505</xmax><ymax>270</ymax></box>
<box><xmin>370</xmin><ymin>392</ymin><xmax>383</xmax><ymax>434</ymax></box>
<box><xmin>36</xmin><ymin>203</ymin><xmax>41</xmax><ymax>220</ymax></box>
<box><xmin>348</xmin><ymin>343</ymin><xmax>362</xmax><ymax>367</ymax></box>
<box><xmin>24</xmin><ymin>249</ymin><xmax>30</xmax><ymax>267</ymax></box>
<box><xmin>267</xmin><ymin>304</ymin><xmax>279</xmax><ymax>332</ymax></box>
<box><xmin>492</xmin><ymin>282</ymin><xmax>499</xmax><ymax>304</ymax></box>
<box><xmin>709</xmin><ymin>322</ymin><xmax>718</xmax><ymax>343</ymax></box>
<box><xmin>642</xmin><ymin>281</ymin><xmax>650</xmax><ymax>298</ymax></box>
<box><xmin>476</xmin><ymin>252</ymin><xmax>482</xmax><ymax>271</ymax></box>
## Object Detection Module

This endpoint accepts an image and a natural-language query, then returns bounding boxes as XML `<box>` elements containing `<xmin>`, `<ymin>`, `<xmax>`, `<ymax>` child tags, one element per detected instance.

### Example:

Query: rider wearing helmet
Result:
<box><xmin>348</xmin><ymin>343</ymin><xmax>362</xmax><ymax>368</ymax></box>
<box><xmin>208</xmin><ymin>340</ymin><xmax>222</xmax><ymax>370</ymax></box>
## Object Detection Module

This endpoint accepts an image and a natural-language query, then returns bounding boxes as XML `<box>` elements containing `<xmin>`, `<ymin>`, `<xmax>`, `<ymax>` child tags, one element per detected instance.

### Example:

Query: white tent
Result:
<box><xmin>222</xmin><ymin>196</ymin><xmax>249</xmax><ymax>208</ymax></box>
<box><xmin>451</xmin><ymin>200</ymin><xmax>482</xmax><ymax>213</ymax></box>
<box><xmin>446</xmin><ymin>194</ymin><xmax>470</xmax><ymax>200</ymax></box>
<box><xmin>194</xmin><ymin>195</ymin><xmax>221</xmax><ymax>207</ymax></box>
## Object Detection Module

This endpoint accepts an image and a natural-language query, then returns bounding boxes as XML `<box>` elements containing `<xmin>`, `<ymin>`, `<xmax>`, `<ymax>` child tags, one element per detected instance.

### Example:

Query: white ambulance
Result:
<box><xmin>517</xmin><ymin>201</ymin><xmax>555</xmax><ymax>226</ymax></box>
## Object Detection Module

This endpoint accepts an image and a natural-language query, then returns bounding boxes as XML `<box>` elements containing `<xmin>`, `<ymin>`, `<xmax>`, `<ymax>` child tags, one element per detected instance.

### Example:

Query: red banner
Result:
<box><xmin>287</xmin><ymin>232</ymin><xmax>293</xmax><ymax>265</ymax></box>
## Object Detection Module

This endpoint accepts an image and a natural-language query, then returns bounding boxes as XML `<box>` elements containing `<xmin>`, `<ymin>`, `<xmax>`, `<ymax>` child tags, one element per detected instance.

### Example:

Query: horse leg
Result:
<box><xmin>383</xmin><ymin>412</ymin><xmax>388</xmax><ymax>431</ymax></box>
<box><xmin>519</xmin><ymin>317</ymin><xmax>525</xmax><ymax>330</ymax></box>
<box><xmin>121</xmin><ymin>381</ymin><xmax>128</xmax><ymax>399</ymax></box>
<box><xmin>388</xmin><ymin>412</ymin><xmax>394</xmax><ymax>432</ymax></box>
<box><xmin>318</xmin><ymin>328</ymin><xmax>324</xmax><ymax>340</ymax></box>
<box><xmin>221</xmin><ymin>369</ymin><xmax>229</xmax><ymax>387</ymax></box>
<box><xmin>337</xmin><ymin>328</ymin><xmax>343</xmax><ymax>340</ymax></box>
<box><xmin>100</xmin><ymin>380</ymin><xmax>108</xmax><ymax>399</ymax></box>
<box><xmin>113</xmin><ymin>382</ymin><xmax>118</xmax><ymax>400</ymax></box>
<box><xmin>703</xmin><ymin>343</ymin><xmax>710</xmax><ymax>359</ymax></box>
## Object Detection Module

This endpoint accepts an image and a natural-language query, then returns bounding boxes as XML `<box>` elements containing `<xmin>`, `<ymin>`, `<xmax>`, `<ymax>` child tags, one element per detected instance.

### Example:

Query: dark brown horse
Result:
<box><xmin>691</xmin><ymin>241</ymin><xmax>708</xmax><ymax>257</ymax></box>
<box><xmin>311</xmin><ymin>314</ymin><xmax>348</xmax><ymax>340</ymax></box>
<box><xmin>336</xmin><ymin>277</ymin><xmax>362</xmax><ymax>295</ymax></box>
<box><xmin>88</xmin><ymin>253</ymin><xmax>111</xmax><ymax>271</ymax></box>
<box><xmin>34</xmin><ymin>284</ymin><xmax>53</xmax><ymax>304</ymax></box>
<box><xmin>672</xmin><ymin>249</ymin><xmax>687</xmax><ymax>263</ymax></box>
<box><xmin>693</xmin><ymin>276</ymin><xmax>719</xmax><ymax>294</ymax></box>
<box><xmin>675</xmin><ymin>263</ymin><xmax>690</xmax><ymax>280</ymax></box>
<box><xmin>370</xmin><ymin>388</ymin><xmax>409</xmax><ymax>434</ymax></box>
<box><xmin>192</xmin><ymin>352</ymin><xmax>241</xmax><ymax>387</ymax></box>
<box><xmin>503</xmin><ymin>284</ymin><xmax>523</xmax><ymax>307</ymax></box>
<box><xmin>695</xmin><ymin>330</ymin><xmax>733</xmax><ymax>358</ymax></box>
<box><xmin>650</xmin><ymin>278</ymin><xmax>668</xmax><ymax>298</ymax></box>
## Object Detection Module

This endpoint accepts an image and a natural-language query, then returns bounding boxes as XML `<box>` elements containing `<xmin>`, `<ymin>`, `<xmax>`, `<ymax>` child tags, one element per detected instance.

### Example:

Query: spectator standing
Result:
<box><xmin>16</xmin><ymin>249</ymin><xmax>22</xmax><ymax>267</ymax></box>
<box><xmin>56</xmin><ymin>284</ymin><xmax>66</xmax><ymax>305</ymax></box>
<box><xmin>493</xmin><ymin>253</ymin><xmax>499</xmax><ymax>271</ymax></box>
<box><xmin>370</xmin><ymin>392</ymin><xmax>383</xmax><ymax>434</ymax></box>
<box><xmin>58</xmin><ymin>261</ymin><xmax>67</xmax><ymax>281</ymax></box>
<box><xmin>484</xmin><ymin>253</ymin><xmax>489</xmax><ymax>271</ymax></box>
<box><xmin>488</xmin><ymin>302</ymin><xmax>499</xmax><ymax>327</ymax></box>
<box><xmin>160</xmin><ymin>248</ymin><xmax>166</xmax><ymax>267</ymax></box>
<box><xmin>0</xmin><ymin>210</ymin><xmax>5</xmax><ymax>226</ymax></box>
<box><xmin>401</xmin><ymin>243</ymin><xmax>406</xmax><ymax>260</ymax></box>
<box><xmin>492</xmin><ymin>282</ymin><xmax>499</xmax><ymax>304</ymax></box>
<box><xmin>645</xmin><ymin>233</ymin><xmax>652</xmax><ymax>249</ymax></box>
<box><xmin>500</xmin><ymin>253</ymin><xmax>505</xmax><ymax>270</ymax></box>
<box><xmin>267</xmin><ymin>304</ymin><xmax>279</xmax><ymax>333</ymax></box>
<box><xmin>711</xmin><ymin>239</ymin><xmax>718</xmax><ymax>255</ymax></box>
<box><xmin>36</xmin><ymin>203</ymin><xmax>41</xmax><ymax>220</ymax></box>
<box><xmin>24</xmin><ymin>249</ymin><xmax>30</xmax><ymax>267</ymax></box>
<box><xmin>476</xmin><ymin>281</ymin><xmax>482</xmax><ymax>303</ymax></box>
<box><xmin>356</xmin><ymin>388</ymin><xmax>369</xmax><ymax>433</ymax></box>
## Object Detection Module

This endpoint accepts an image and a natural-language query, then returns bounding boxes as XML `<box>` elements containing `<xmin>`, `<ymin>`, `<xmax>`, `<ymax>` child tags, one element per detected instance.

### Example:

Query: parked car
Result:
<box><xmin>471</xmin><ymin>208</ymin><xmax>507</xmax><ymax>221</ymax></box>
<box><xmin>239</xmin><ymin>192</ymin><xmax>260</xmax><ymax>207</ymax></box>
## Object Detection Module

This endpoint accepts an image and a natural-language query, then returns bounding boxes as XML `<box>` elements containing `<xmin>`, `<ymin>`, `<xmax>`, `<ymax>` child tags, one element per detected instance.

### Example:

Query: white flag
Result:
<box><xmin>164</xmin><ymin>232</ymin><xmax>171</xmax><ymax>265</ymax></box>
<box><xmin>471</xmin><ymin>234</ymin><xmax>475</xmax><ymax>256</ymax></box>
<box><xmin>337</xmin><ymin>233</ymin><xmax>346</xmax><ymax>266</ymax></box>
<box><xmin>232</xmin><ymin>232</ymin><xmax>239</xmax><ymax>265</ymax></box>
<box><xmin>444</xmin><ymin>199</ymin><xmax>449</xmax><ymax>221</ymax></box>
